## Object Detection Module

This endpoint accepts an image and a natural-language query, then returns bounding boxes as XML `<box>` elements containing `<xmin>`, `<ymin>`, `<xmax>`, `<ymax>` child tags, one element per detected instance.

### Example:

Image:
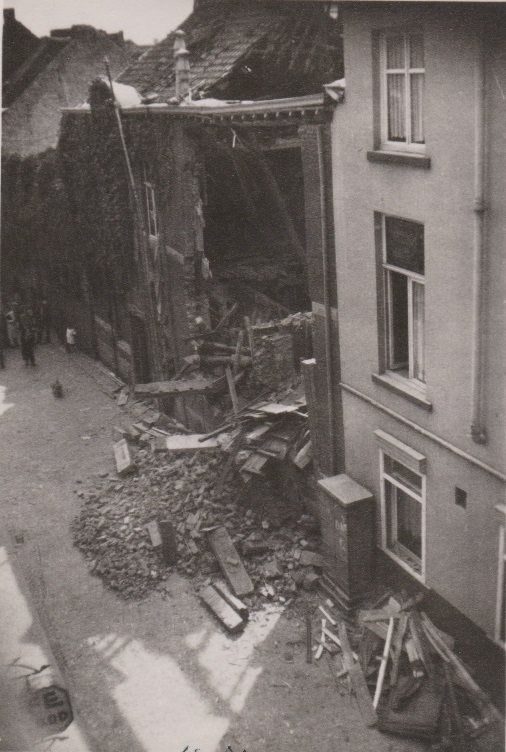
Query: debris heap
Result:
<box><xmin>72</xmin><ymin>435</ymin><xmax>321</xmax><ymax>603</ymax></box>
<box><xmin>307</xmin><ymin>591</ymin><xmax>504</xmax><ymax>751</ymax></box>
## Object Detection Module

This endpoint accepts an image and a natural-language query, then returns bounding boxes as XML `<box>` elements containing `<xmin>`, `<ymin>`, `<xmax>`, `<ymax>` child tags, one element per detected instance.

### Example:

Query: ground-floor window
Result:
<box><xmin>380</xmin><ymin>446</ymin><xmax>425</xmax><ymax>580</ymax></box>
<box><xmin>496</xmin><ymin>525</ymin><xmax>505</xmax><ymax>647</ymax></box>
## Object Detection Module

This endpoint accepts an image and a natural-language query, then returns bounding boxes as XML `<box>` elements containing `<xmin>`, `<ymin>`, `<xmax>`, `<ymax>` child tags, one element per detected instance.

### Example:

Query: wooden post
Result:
<box><xmin>244</xmin><ymin>316</ymin><xmax>254</xmax><ymax>359</ymax></box>
<box><xmin>233</xmin><ymin>330</ymin><xmax>245</xmax><ymax>375</ymax></box>
<box><xmin>373</xmin><ymin>617</ymin><xmax>395</xmax><ymax>708</ymax></box>
<box><xmin>225</xmin><ymin>365</ymin><xmax>239</xmax><ymax>416</ymax></box>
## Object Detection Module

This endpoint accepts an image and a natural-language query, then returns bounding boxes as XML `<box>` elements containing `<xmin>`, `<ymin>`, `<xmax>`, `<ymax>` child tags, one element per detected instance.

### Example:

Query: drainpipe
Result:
<box><xmin>316</xmin><ymin>126</ymin><xmax>338</xmax><ymax>474</ymax></box>
<box><xmin>470</xmin><ymin>27</ymin><xmax>487</xmax><ymax>444</ymax></box>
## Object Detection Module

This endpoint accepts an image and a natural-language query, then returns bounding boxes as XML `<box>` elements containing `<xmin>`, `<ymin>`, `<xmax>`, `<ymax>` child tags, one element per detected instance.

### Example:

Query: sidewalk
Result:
<box><xmin>0</xmin><ymin>538</ymin><xmax>92</xmax><ymax>751</ymax></box>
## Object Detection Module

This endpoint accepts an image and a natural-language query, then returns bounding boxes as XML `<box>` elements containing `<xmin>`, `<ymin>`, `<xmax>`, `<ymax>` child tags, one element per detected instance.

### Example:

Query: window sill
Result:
<box><xmin>367</xmin><ymin>150</ymin><xmax>431</xmax><ymax>169</ymax></box>
<box><xmin>380</xmin><ymin>545</ymin><xmax>425</xmax><ymax>584</ymax></box>
<box><xmin>372</xmin><ymin>372</ymin><xmax>433</xmax><ymax>411</ymax></box>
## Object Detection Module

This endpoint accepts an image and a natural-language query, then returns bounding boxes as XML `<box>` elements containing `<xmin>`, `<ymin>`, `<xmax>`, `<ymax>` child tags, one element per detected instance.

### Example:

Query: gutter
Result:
<box><xmin>60</xmin><ymin>93</ymin><xmax>336</xmax><ymax>118</ymax></box>
<box><xmin>316</xmin><ymin>126</ymin><xmax>338</xmax><ymax>474</ymax></box>
<box><xmin>470</xmin><ymin>26</ymin><xmax>488</xmax><ymax>444</ymax></box>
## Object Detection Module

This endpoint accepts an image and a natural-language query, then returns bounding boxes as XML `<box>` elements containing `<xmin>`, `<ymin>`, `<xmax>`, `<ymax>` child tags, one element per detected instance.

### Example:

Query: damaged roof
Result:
<box><xmin>119</xmin><ymin>0</ymin><xmax>342</xmax><ymax>102</ymax></box>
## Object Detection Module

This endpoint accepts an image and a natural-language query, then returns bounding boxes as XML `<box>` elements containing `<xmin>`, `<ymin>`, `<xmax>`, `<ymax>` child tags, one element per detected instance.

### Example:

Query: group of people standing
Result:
<box><xmin>3</xmin><ymin>298</ymin><xmax>51</xmax><ymax>367</ymax></box>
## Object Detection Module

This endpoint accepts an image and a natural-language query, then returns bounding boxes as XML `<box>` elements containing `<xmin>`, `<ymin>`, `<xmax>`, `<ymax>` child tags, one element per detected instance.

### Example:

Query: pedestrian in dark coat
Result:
<box><xmin>19</xmin><ymin>309</ymin><xmax>37</xmax><ymax>367</ymax></box>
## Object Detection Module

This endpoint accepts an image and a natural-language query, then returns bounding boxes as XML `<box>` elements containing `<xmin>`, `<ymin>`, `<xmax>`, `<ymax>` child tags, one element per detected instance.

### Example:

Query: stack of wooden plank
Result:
<box><xmin>353</xmin><ymin>593</ymin><xmax>504</xmax><ymax>747</ymax></box>
<box><xmin>231</xmin><ymin>400</ymin><xmax>310</xmax><ymax>483</ymax></box>
<box><xmin>197</xmin><ymin>526</ymin><xmax>254</xmax><ymax>633</ymax></box>
<box><xmin>311</xmin><ymin>598</ymin><xmax>378</xmax><ymax>727</ymax></box>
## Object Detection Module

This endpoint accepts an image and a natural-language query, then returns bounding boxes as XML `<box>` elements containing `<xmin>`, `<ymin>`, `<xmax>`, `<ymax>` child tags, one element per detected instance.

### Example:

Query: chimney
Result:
<box><xmin>4</xmin><ymin>9</ymin><xmax>15</xmax><ymax>22</ymax></box>
<box><xmin>174</xmin><ymin>30</ymin><xmax>190</xmax><ymax>102</ymax></box>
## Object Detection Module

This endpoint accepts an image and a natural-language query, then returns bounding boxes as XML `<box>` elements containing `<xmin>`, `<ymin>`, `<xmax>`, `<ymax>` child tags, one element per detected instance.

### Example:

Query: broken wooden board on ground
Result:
<box><xmin>213</xmin><ymin>581</ymin><xmax>249</xmax><ymax>618</ymax></box>
<box><xmin>257</xmin><ymin>403</ymin><xmax>300</xmax><ymax>416</ymax></box>
<box><xmin>134</xmin><ymin>376</ymin><xmax>226</xmax><ymax>398</ymax></box>
<box><xmin>207</xmin><ymin>526</ymin><xmax>254</xmax><ymax>597</ymax></box>
<box><xmin>156</xmin><ymin>434</ymin><xmax>220</xmax><ymax>451</ymax></box>
<box><xmin>198</xmin><ymin>585</ymin><xmax>244</xmax><ymax>633</ymax></box>
<box><xmin>241</xmin><ymin>452</ymin><xmax>269</xmax><ymax>475</ymax></box>
<box><xmin>338</xmin><ymin>621</ymin><xmax>377</xmax><ymax>727</ymax></box>
<box><xmin>113</xmin><ymin>438</ymin><xmax>135</xmax><ymax>476</ymax></box>
<box><xmin>420</xmin><ymin>612</ymin><xmax>503</xmax><ymax>724</ymax></box>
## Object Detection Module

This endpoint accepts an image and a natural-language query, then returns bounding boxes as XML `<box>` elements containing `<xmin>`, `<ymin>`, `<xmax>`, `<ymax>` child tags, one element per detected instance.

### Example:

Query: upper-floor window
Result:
<box><xmin>144</xmin><ymin>181</ymin><xmax>158</xmax><ymax>238</ymax></box>
<box><xmin>383</xmin><ymin>216</ymin><xmax>425</xmax><ymax>383</ymax></box>
<box><xmin>380</xmin><ymin>32</ymin><xmax>425</xmax><ymax>152</ymax></box>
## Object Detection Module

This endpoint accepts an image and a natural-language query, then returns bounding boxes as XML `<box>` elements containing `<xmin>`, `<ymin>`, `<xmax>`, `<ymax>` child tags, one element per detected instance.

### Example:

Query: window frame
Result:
<box><xmin>379</xmin><ymin>447</ymin><xmax>426</xmax><ymax>582</ymax></box>
<box><xmin>382</xmin><ymin>215</ymin><xmax>426</xmax><ymax>386</ymax></box>
<box><xmin>379</xmin><ymin>31</ymin><xmax>426</xmax><ymax>154</ymax></box>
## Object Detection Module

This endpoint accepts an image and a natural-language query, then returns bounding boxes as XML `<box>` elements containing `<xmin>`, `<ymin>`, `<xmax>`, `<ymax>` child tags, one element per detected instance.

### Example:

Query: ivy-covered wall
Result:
<box><xmin>57</xmin><ymin>78</ymin><xmax>206</xmax><ymax>380</ymax></box>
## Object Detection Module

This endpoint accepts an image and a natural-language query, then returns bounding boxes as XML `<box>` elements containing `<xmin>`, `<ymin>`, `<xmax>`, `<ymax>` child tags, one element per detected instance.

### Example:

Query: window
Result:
<box><xmin>383</xmin><ymin>216</ymin><xmax>425</xmax><ymax>383</ymax></box>
<box><xmin>380</xmin><ymin>32</ymin><xmax>425</xmax><ymax>152</ymax></box>
<box><xmin>144</xmin><ymin>181</ymin><xmax>158</xmax><ymax>238</ymax></box>
<box><xmin>380</xmin><ymin>448</ymin><xmax>425</xmax><ymax>579</ymax></box>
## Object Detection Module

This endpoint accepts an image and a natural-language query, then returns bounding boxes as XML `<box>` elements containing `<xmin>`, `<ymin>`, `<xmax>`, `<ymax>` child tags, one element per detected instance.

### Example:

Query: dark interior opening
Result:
<box><xmin>201</xmin><ymin>132</ymin><xmax>310</xmax><ymax>322</ymax></box>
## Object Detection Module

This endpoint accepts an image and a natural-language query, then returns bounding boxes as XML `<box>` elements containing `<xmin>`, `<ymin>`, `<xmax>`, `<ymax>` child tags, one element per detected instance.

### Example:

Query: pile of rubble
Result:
<box><xmin>72</xmin><ymin>428</ymin><xmax>321</xmax><ymax>603</ymax></box>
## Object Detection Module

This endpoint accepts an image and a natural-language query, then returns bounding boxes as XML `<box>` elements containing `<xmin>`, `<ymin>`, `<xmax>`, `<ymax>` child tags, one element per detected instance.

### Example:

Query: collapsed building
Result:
<box><xmin>56</xmin><ymin>0</ymin><xmax>343</xmax><ymax>441</ymax></box>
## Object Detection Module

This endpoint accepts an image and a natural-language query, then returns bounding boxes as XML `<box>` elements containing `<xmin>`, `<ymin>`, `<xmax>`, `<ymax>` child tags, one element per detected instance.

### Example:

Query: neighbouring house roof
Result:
<box><xmin>2</xmin><ymin>8</ymin><xmax>40</xmax><ymax>95</ymax></box>
<box><xmin>2</xmin><ymin>24</ymin><xmax>136</xmax><ymax>110</ymax></box>
<box><xmin>119</xmin><ymin>0</ymin><xmax>342</xmax><ymax>102</ymax></box>
<box><xmin>3</xmin><ymin>36</ymin><xmax>69</xmax><ymax>108</ymax></box>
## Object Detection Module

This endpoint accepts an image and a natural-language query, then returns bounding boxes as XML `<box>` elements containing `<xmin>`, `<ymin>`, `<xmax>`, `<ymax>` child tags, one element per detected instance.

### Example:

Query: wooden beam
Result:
<box><xmin>213</xmin><ymin>581</ymin><xmax>249</xmax><ymax>618</ymax></box>
<box><xmin>338</xmin><ymin>622</ymin><xmax>377</xmax><ymax>727</ymax></box>
<box><xmin>212</xmin><ymin>303</ymin><xmax>239</xmax><ymax>334</ymax></box>
<box><xmin>225</xmin><ymin>366</ymin><xmax>239</xmax><ymax>416</ymax></box>
<box><xmin>199</xmin><ymin>585</ymin><xmax>244</xmax><ymax>633</ymax></box>
<box><xmin>390</xmin><ymin>613</ymin><xmax>409</xmax><ymax>688</ymax></box>
<box><xmin>113</xmin><ymin>439</ymin><xmax>135</xmax><ymax>476</ymax></box>
<box><xmin>373</xmin><ymin>617</ymin><xmax>395</xmax><ymax>709</ymax></box>
<box><xmin>134</xmin><ymin>376</ymin><xmax>225</xmax><ymax>397</ymax></box>
<box><xmin>208</xmin><ymin>526</ymin><xmax>254</xmax><ymax>597</ymax></box>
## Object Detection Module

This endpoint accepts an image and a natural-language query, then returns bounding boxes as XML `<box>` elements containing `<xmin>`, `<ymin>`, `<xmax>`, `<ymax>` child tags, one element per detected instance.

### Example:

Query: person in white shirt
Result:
<box><xmin>65</xmin><ymin>326</ymin><xmax>77</xmax><ymax>353</ymax></box>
